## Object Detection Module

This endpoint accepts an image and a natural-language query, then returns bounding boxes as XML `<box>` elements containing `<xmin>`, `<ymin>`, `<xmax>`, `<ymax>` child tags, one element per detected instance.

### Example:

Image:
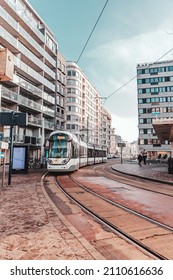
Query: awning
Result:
<box><xmin>152</xmin><ymin>118</ymin><xmax>173</xmax><ymax>141</ymax></box>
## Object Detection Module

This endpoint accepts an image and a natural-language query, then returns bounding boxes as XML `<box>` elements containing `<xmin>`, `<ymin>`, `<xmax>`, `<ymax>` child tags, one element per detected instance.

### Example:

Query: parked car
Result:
<box><xmin>107</xmin><ymin>154</ymin><xmax>112</xmax><ymax>159</ymax></box>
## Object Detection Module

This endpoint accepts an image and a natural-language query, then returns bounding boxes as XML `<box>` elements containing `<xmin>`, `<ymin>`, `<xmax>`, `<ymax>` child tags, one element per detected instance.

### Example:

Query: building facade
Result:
<box><xmin>137</xmin><ymin>60</ymin><xmax>173</xmax><ymax>159</ymax></box>
<box><xmin>101</xmin><ymin>107</ymin><xmax>112</xmax><ymax>153</ymax></box>
<box><xmin>0</xmin><ymin>0</ymin><xmax>113</xmax><ymax>164</ymax></box>
<box><xmin>66</xmin><ymin>61</ymin><xmax>112</xmax><ymax>149</ymax></box>
<box><xmin>0</xmin><ymin>0</ymin><xmax>66</xmax><ymax>164</ymax></box>
<box><xmin>57</xmin><ymin>51</ymin><xmax>66</xmax><ymax>130</ymax></box>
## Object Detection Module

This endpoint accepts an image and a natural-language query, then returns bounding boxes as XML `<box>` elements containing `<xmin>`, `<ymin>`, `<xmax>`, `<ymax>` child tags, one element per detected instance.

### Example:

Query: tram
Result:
<box><xmin>47</xmin><ymin>130</ymin><xmax>107</xmax><ymax>172</ymax></box>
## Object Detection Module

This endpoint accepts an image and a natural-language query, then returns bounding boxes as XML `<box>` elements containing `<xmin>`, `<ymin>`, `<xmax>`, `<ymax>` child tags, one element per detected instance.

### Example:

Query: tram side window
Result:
<box><xmin>80</xmin><ymin>146</ymin><xmax>87</xmax><ymax>157</ymax></box>
<box><xmin>71</xmin><ymin>142</ymin><xmax>79</xmax><ymax>158</ymax></box>
<box><xmin>94</xmin><ymin>149</ymin><xmax>105</xmax><ymax>157</ymax></box>
<box><xmin>94</xmin><ymin>150</ymin><xmax>98</xmax><ymax>158</ymax></box>
<box><xmin>101</xmin><ymin>150</ymin><xmax>106</xmax><ymax>157</ymax></box>
<box><xmin>88</xmin><ymin>148</ymin><xmax>94</xmax><ymax>157</ymax></box>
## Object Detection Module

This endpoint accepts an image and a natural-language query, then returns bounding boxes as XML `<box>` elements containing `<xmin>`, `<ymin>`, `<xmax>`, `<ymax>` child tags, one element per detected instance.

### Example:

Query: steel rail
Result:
<box><xmin>54</xmin><ymin>175</ymin><xmax>168</xmax><ymax>260</ymax></box>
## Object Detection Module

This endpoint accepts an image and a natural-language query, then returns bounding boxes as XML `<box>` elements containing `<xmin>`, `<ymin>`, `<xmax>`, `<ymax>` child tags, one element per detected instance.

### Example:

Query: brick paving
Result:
<box><xmin>112</xmin><ymin>162</ymin><xmax>173</xmax><ymax>184</ymax></box>
<box><xmin>0</xmin><ymin>169</ymin><xmax>103</xmax><ymax>260</ymax></box>
<box><xmin>0</xmin><ymin>162</ymin><xmax>172</xmax><ymax>260</ymax></box>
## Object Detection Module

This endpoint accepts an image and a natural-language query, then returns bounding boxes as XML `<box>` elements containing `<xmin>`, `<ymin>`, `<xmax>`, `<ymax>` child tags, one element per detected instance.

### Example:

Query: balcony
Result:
<box><xmin>16</xmin><ymin>76</ymin><xmax>42</xmax><ymax>99</ymax></box>
<box><xmin>44</xmin><ymin>120</ymin><xmax>54</xmax><ymax>130</ymax></box>
<box><xmin>18</xmin><ymin>25</ymin><xmax>56</xmax><ymax>67</ymax></box>
<box><xmin>0</xmin><ymin>6</ymin><xmax>18</xmax><ymax>30</ymax></box>
<box><xmin>4</xmin><ymin>0</ymin><xmax>45</xmax><ymax>43</ymax></box>
<box><xmin>28</xmin><ymin>115</ymin><xmax>42</xmax><ymax>127</ymax></box>
<box><xmin>1</xmin><ymin>87</ymin><xmax>18</xmax><ymax>103</ymax></box>
<box><xmin>14</xmin><ymin>58</ymin><xmax>55</xmax><ymax>92</ymax></box>
<box><xmin>18</xmin><ymin>95</ymin><xmax>42</xmax><ymax>112</ymax></box>
<box><xmin>42</xmin><ymin>105</ymin><xmax>54</xmax><ymax>117</ymax></box>
<box><xmin>18</xmin><ymin>42</ymin><xmax>55</xmax><ymax>79</ymax></box>
<box><xmin>43</xmin><ymin>92</ymin><xmax>55</xmax><ymax>105</ymax></box>
<box><xmin>13</xmin><ymin>134</ymin><xmax>41</xmax><ymax>145</ymax></box>
<box><xmin>0</xmin><ymin>26</ymin><xmax>18</xmax><ymax>50</ymax></box>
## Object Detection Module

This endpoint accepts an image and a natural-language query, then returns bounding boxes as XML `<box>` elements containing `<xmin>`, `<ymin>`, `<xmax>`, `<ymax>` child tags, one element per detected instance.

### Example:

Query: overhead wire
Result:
<box><xmin>76</xmin><ymin>0</ymin><xmax>109</xmax><ymax>64</ymax></box>
<box><xmin>104</xmin><ymin>46</ymin><xmax>173</xmax><ymax>103</ymax></box>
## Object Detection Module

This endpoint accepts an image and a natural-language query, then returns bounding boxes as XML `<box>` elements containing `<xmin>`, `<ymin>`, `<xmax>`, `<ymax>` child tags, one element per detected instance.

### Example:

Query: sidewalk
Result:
<box><xmin>0</xmin><ymin>169</ymin><xmax>103</xmax><ymax>260</ymax></box>
<box><xmin>112</xmin><ymin>162</ymin><xmax>173</xmax><ymax>184</ymax></box>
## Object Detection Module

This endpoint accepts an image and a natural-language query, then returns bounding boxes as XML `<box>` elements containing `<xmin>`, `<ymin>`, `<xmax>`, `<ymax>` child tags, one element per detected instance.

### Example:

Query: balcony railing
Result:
<box><xmin>13</xmin><ymin>134</ymin><xmax>41</xmax><ymax>145</ymax></box>
<box><xmin>18</xmin><ymin>95</ymin><xmax>42</xmax><ymax>112</ymax></box>
<box><xmin>28</xmin><ymin>115</ymin><xmax>42</xmax><ymax>127</ymax></box>
<box><xmin>0</xmin><ymin>6</ymin><xmax>18</xmax><ymax>30</ymax></box>
<box><xmin>14</xmin><ymin>58</ymin><xmax>55</xmax><ymax>92</ymax></box>
<box><xmin>44</xmin><ymin>120</ymin><xmax>54</xmax><ymax>130</ymax></box>
<box><xmin>42</xmin><ymin>105</ymin><xmax>54</xmax><ymax>117</ymax></box>
<box><xmin>19</xmin><ymin>25</ymin><xmax>56</xmax><ymax>67</ymax></box>
<box><xmin>18</xmin><ymin>42</ymin><xmax>55</xmax><ymax>79</ymax></box>
<box><xmin>1</xmin><ymin>86</ymin><xmax>55</xmax><ymax>116</ymax></box>
<box><xmin>4</xmin><ymin>0</ymin><xmax>45</xmax><ymax>43</ymax></box>
<box><xmin>17</xmin><ymin>76</ymin><xmax>42</xmax><ymax>98</ymax></box>
<box><xmin>1</xmin><ymin>87</ymin><xmax>18</xmax><ymax>102</ymax></box>
<box><xmin>43</xmin><ymin>92</ymin><xmax>55</xmax><ymax>105</ymax></box>
<box><xmin>0</xmin><ymin>26</ymin><xmax>17</xmax><ymax>49</ymax></box>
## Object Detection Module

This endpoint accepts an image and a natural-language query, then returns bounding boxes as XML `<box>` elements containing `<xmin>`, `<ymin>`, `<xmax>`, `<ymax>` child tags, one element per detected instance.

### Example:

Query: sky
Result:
<box><xmin>29</xmin><ymin>0</ymin><xmax>173</xmax><ymax>142</ymax></box>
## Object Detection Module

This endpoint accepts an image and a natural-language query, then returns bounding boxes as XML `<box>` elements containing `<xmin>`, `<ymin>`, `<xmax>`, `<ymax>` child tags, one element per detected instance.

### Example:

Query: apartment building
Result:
<box><xmin>0</xmin><ymin>0</ymin><xmax>66</xmax><ymax>164</ymax></box>
<box><xmin>109</xmin><ymin>127</ymin><xmax>116</xmax><ymax>156</ymax></box>
<box><xmin>57</xmin><ymin>51</ymin><xmax>66</xmax><ymax>130</ymax></box>
<box><xmin>101</xmin><ymin>106</ymin><xmax>112</xmax><ymax>153</ymax></box>
<box><xmin>66</xmin><ymin>61</ymin><xmax>113</xmax><ymax>150</ymax></box>
<box><xmin>137</xmin><ymin>60</ymin><xmax>173</xmax><ymax>159</ymax></box>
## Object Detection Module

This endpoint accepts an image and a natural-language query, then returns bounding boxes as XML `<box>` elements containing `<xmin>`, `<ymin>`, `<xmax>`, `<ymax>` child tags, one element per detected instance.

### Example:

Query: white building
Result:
<box><xmin>0</xmin><ymin>0</ymin><xmax>66</xmax><ymax>164</ymax></box>
<box><xmin>137</xmin><ymin>60</ymin><xmax>173</xmax><ymax>159</ymax></box>
<box><xmin>66</xmin><ymin>61</ymin><xmax>112</xmax><ymax>150</ymax></box>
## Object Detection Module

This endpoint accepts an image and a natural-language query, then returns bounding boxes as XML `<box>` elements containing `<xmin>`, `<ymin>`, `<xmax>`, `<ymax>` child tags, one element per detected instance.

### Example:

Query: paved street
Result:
<box><xmin>0</xmin><ymin>162</ymin><xmax>172</xmax><ymax>260</ymax></box>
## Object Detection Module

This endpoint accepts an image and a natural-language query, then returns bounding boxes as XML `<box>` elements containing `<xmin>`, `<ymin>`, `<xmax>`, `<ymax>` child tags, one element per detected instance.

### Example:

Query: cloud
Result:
<box><xmin>82</xmin><ymin>28</ymin><xmax>173</xmax><ymax>141</ymax></box>
<box><xmin>111</xmin><ymin>114</ymin><xmax>138</xmax><ymax>142</ymax></box>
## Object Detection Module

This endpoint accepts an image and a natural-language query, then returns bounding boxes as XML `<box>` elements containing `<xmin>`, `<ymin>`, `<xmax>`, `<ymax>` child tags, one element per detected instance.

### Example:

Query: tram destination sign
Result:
<box><xmin>118</xmin><ymin>143</ymin><xmax>126</xmax><ymax>147</ymax></box>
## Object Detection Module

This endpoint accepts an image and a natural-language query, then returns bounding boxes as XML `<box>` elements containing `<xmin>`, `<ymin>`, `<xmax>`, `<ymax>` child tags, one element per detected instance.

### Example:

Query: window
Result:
<box><xmin>45</xmin><ymin>34</ymin><xmax>56</xmax><ymax>53</ymax></box>
<box><xmin>138</xmin><ymin>89</ymin><xmax>143</xmax><ymax>94</ymax></box>
<box><xmin>139</xmin><ymin>139</ymin><xmax>144</xmax><ymax>145</ymax></box>
<box><xmin>138</xmin><ymin>108</ymin><xmax>143</xmax><ymax>114</ymax></box>
<box><xmin>148</xmin><ymin>139</ymin><xmax>152</xmax><ymax>145</ymax></box>
<box><xmin>67</xmin><ymin>70</ymin><xmax>79</xmax><ymax>77</ymax></box>
<box><xmin>66</xmin><ymin>97</ymin><xmax>79</xmax><ymax>104</ymax></box>
<box><xmin>67</xmin><ymin>79</ymin><xmax>79</xmax><ymax>86</ymax></box>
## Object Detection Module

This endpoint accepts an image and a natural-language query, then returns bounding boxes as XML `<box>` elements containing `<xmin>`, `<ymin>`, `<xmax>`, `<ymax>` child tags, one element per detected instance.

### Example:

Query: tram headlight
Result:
<box><xmin>62</xmin><ymin>159</ymin><xmax>68</xmax><ymax>165</ymax></box>
<box><xmin>48</xmin><ymin>159</ymin><xmax>53</xmax><ymax>164</ymax></box>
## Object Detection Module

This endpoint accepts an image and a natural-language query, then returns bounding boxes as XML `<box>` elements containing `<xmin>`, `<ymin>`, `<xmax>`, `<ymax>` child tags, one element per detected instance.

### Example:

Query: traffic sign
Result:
<box><xmin>0</xmin><ymin>112</ymin><xmax>28</xmax><ymax>126</ymax></box>
<box><xmin>118</xmin><ymin>143</ymin><xmax>126</xmax><ymax>147</ymax></box>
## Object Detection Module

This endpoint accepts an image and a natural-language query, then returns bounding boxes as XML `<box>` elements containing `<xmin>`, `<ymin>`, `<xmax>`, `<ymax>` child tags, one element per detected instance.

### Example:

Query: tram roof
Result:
<box><xmin>152</xmin><ymin>118</ymin><xmax>173</xmax><ymax>141</ymax></box>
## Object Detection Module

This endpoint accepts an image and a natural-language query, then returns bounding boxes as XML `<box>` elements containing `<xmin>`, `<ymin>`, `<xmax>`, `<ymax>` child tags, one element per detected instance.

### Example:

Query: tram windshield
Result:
<box><xmin>49</xmin><ymin>134</ymin><xmax>71</xmax><ymax>158</ymax></box>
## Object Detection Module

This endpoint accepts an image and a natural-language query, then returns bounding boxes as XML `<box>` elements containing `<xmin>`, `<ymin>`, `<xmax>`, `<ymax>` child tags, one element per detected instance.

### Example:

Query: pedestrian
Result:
<box><xmin>138</xmin><ymin>153</ymin><xmax>142</xmax><ymax>167</ymax></box>
<box><xmin>142</xmin><ymin>149</ymin><xmax>147</xmax><ymax>165</ymax></box>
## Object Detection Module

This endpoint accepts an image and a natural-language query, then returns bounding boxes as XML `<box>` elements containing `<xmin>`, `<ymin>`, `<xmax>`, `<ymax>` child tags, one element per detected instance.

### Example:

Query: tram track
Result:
<box><xmin>92</xmin><ymin>162</ymin><xmax>173</xmax><ymax>197</ymax></box>
<box><xmin>53</xmin><ymin>173</ymin><xmax>173</xmax><ymax>260</ymax></box>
